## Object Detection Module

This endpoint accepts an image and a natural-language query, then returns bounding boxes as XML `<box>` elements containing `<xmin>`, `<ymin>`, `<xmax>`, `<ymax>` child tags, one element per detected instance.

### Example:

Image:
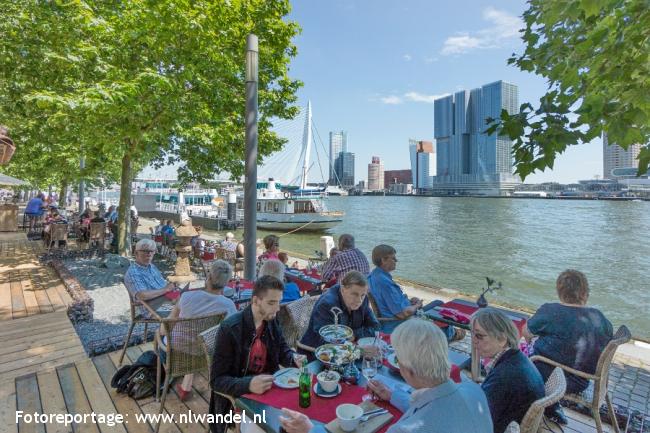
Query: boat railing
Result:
<box><xmin>155</xmin><ymin>202</ymin><xmax>244</xmax><ymax>221</ymax></box>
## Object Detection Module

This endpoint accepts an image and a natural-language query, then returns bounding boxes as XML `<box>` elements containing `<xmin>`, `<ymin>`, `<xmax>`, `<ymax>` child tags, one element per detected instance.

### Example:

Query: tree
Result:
<box><xmin>1</xmin><ymin>0</ymin><xmax>301</xmax><ymax>254</ymax></box>
<box><xmin>487</xmin><ymin>0</ymin><xmax>650</xmax><ymax>180</ymax></box>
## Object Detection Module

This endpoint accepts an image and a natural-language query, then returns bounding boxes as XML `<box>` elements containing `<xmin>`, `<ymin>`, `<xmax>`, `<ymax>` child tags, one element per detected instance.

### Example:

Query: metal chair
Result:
<box><xmin>531</xmin><ymin>325</ymin><xmax>631</xmax><ymax>433</ymax></box>
<box><xmin>154</xmin><ymin>313</ymin><xmax>226</xmax><ymax>432</ymax></box>
<box><xmin>118</xmin><ymin>288</ymin><xmax>160</xmax><ymax>366</ymax></box>
<box><xmin>517</xmin><ymin>367</ymin><xmax>567</xmax><ymax>433</ymax></box>
<box><xmin>276</xmin><ymin>295</ymin><xmax>321</xmax><ymax>352</ymax></box>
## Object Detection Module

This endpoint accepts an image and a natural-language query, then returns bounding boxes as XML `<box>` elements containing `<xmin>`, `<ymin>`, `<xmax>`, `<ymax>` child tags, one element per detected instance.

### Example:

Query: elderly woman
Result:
<box><xmin>299</xmin><ymin>271</ymin><xmax>380</xmax><ymax>354</ymax></box>
<box><xmin>472</xmin><ymin>308</ymin><xmax>544</xmax><ymax>433</ymax></box>
<box><xmin>162</xmin><ymin>259</ymin><xmax>237</xmax><ymax>400</ymax></box>
<box><xmin>258</xmin><ymin>259</ymin><xmax>301</xmax><ymax>303</ymax></box>
<box><xmin>524</xmin><ymin>269</ymin><xmax>613</xmax><ymax>425</ymax></box>
<box><xmin>281</xmin><ymin>319</ymin><xmax>492</xmax><ymax>433</ymax></box>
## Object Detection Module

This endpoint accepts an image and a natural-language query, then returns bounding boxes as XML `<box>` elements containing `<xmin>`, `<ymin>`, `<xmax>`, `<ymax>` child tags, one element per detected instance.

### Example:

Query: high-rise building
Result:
<box><xmin>409</xmin><ymin>139</ymin><xmax>435</xmax><ymax>191</ymax></box>
<box><xmin>602</xmin><ymin>132</ymin><xmax>643</xmax><ymax>179</ymax></box>
<box><xmin>367</xmin><ymin>156</ymin><xmax>384</xmax><ymax>191</ymax></box>
<box><xmin>432</xmin><ymin>80</ymin><xmax>521</xmax><ymax>195</ymax></box>
<box><xmin>334</xmin><ymin>152</ymin><xmax>355</xmax><ymax>187</ymax></box>
<box><xmin>384</xmin><ymin>169</ymin><xmax>412</xmax><ymax>187</ymax></box>
<box><xmin>329</xmin><ymin>131</ymin><xmax>347</xmax><ymax>185</ymax></box>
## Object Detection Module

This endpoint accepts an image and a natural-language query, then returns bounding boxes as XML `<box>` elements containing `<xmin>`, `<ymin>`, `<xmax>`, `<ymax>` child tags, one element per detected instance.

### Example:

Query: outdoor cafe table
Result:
<box><xmin>424</xmin><ymin>298</ymin><xmax>529</xmax><ymax>382</ymax></box>
<box><xmin>235</xmin><ymin>350</ymin><xmax>470</xmax><ymax>433</ymax></box>
<box><xmin>285</xmin><ymin>268</ymin><xmax>322</xmax><ymax>295</ymax></box>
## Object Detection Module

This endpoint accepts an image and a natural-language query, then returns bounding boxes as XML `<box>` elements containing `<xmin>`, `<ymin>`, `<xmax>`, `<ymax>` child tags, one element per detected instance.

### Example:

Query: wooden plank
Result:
<box><xmin>10</xmin><ymin>281</ymin><xmax>26</xmax><ymax>319</ymax></box>
<box><xmin>58</xmin><ymin>364</ymin><xmax>102</xmax><ymax>433</ymax></box>
<box><xmin>0</xmin><ymin>336</ymin><xmax>83</xmax><ymax>365</ymax></box>
<box><xmin>15</xmin><ymin>374</ymin><xmax>46</xmax><ymax>433</ymax></box>
<box><xmin>0</xmin><ymin>311</ymin><xmax>70</xmax><ymax>335</ymax></box>
<box><xmin>76</xmin><ymin>359</ymin><xmax>128</xmax><ymax>433</ymax></box>
<box><xmin>0</xmin><ymin>322</ymin><xmax>73</xmax><ymax>343</ymax></box>
<box><xmin>0</xmin><ymin>326</ymin><xmax>77</xmax><ymax>349</ymax></box>
<box><xmin>0</xmin><ymin>380</ymin><xmax>18</xmax><ymax>433</ymax></box>
<box><xmin>0</xmin><ymin>282</ymin><xmax>11</xmax><ymax>322</ymax></box>
<box><xmin>91</xmin><ymin>354</ymin><xmax>152</xmax><ymax>433</ymax></box>
<box><xmin>37</xmin><ymin>369</ymin><xmax>73</xmax><ymax>433</ymax></box>
<box><xmin>0</xmin><ymin>342</ymin><xmax>85</xmax><ymax>375</ymax></box>
<box><xmin>0</xmin><ymin>353</ymin><xmax>87</xmax><ymax>383</ymax></box>
<box><xmin>32</xmin><ymin>276</ymin><xmax>54</xmax><ymax>314</ymax></box>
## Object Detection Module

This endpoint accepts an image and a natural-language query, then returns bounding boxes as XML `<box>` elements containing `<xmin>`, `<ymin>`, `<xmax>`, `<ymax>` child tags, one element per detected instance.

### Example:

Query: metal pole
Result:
<box><xmin>244</xmin><ymin>34</ymin><xmax>258</xmax><ymax>280</ymax></box>
<box><xmin>79</xmin><ymin>156</ymin><xmax>85</xmax><ymax>213</ymax></box>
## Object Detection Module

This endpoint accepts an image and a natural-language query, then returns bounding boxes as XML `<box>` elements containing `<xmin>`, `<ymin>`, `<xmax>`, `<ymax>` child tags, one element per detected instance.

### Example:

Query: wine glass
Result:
<box><xmin>361</xmin><ymin>355</ymin><xmax>378</xmax><ymax>401</ymax></box>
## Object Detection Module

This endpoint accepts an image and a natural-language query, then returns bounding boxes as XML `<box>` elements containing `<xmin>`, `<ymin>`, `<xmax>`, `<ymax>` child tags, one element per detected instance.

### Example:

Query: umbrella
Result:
<box><xmin>0</xmin><ymin>173</ymin><xmax>28</xmax><ymax>186</ymax></box>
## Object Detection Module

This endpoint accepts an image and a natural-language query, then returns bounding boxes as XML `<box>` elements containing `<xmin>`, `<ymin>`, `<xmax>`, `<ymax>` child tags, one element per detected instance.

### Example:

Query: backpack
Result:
<box><xmin>111</xmin><ymin>350</ymin><xmax>164</xmax><ymax>399</ymax></box>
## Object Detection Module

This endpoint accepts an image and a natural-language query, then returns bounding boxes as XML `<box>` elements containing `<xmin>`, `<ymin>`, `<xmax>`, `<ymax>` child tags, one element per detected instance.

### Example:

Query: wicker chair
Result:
<box><xmin>48</xmin><ymin>223</ymin><xmax>69</xmax><ymax>250</ymax></box>
<box><xmin>515</xmin><ymin>367</ymin><xmax>567</xmax><ymax>433</ymax></box>
<box><xmin>199</xmin><ymin>324</ymin><xmax>238</xmax><ymax>433</ymax></box>
<box><xmin>276</xmin><ymin>295</ymin><xmax>320</xmax><ymax>352</ymax></box>
<box><xmin>367</xmin><ymin>291</ymin><xmax>403</xmax><ymax>330</ymax></box>
<box><xmin>88</xmin><ymin>222</ymin><xmax>106</xmax><ymax>249</ymax></box>
<box><xmin>531</xmin><ymin>325</ymin><xmax>631</xmax><ymax>433</ymax></box>
<box><xmin>118</xmin><ymin>288</ymin><xmax>160</xmax><ymax>366</ymax></box>
<box><xmin>154</xmin><ymin>313</ymin><xmax>226</xmax><ymax>432</ymax></box>
<box><xmin>215</xmin><ymin>246</ymin><xmax>244</xmax><ymax>277</ymax></box>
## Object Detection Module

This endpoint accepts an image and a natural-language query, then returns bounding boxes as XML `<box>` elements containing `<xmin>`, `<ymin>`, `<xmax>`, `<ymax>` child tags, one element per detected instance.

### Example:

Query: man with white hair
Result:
<box><xmin>124</xmin><ymin>238</ymin><xmax>176</xmax><ymax>301</ymax></box>
<box><xmin>258</xmin><ymin>259</ymin><xmax>301</xmax><ymax>303</ymax></box>
<box><xmin>279</xmin><ymin>319</ymin><xmax>493</xmax><ymax>433</ymax></box>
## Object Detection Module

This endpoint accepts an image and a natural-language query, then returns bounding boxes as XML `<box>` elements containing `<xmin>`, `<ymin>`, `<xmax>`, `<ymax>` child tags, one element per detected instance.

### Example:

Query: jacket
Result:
<box><xmin>209</xmin><ymin>305</ymin><xmax>295</xmax><ymax>433</ymax></box>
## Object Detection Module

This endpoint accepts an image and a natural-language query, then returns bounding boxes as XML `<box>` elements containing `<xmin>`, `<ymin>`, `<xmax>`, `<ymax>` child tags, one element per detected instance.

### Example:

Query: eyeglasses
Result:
<box><xmin>137</xmin><ymin>249</ymin><xmax>156</xmax><ymax>254</ymax></box>
<box><xmin>473</xmin><ymin>332</ymin><xmax>489</xmax><ymax>341</ymax></box>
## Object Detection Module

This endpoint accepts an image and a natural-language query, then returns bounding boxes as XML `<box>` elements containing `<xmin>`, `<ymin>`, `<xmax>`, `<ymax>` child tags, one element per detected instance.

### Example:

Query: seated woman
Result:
<box><xmin>258</xmin><ymin>259</ymin><xmax>301</xmax><ymax>303</ymax></box>
<box><xmin>299</xmin><ymin>271</ymin><xmax>380</xmax><ymax>355</ymax></box>
<box><xmin>281</xmin><ymin>319</ymin><xmax>493</xmax><ymax>433</ymax></box>
<box><xmin>472</xmin><ymin>308</ymin><xmax>545</xmax><ymax>433</ymax></box>
<box><xmin>524</xmin><ymin>269</ymin><xmax>613</xmax><ymax>425</ymax></box>
<box><xmin>257</xmin><ymin>234</ymin><xmax>280</xmax><ymax>262</ymax></box>
<box><xmin>161</xmin><ymin>259</ymin><xmax>237</xmax><ymax>401</ymax></box>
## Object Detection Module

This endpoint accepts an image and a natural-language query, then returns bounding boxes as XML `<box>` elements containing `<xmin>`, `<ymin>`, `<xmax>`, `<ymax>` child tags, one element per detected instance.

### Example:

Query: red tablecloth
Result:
<box><xmin>226</xmin><ymin>279</ymin><xmax>254</xmax><ymax>290</ymax></box>
<box><xmin>285</xmin><ymin>269</ymin><xmax>322</xmax><ymax>294</ymax></box>
<box><xmin>443</xmin><ymin>300</ymin><xmax>527</xmax><ymax>335</ymax></box>
<box><xmin>242</xmin><ymin>379</ymin><xmax>402</xmax><ymax>432</ymax></box>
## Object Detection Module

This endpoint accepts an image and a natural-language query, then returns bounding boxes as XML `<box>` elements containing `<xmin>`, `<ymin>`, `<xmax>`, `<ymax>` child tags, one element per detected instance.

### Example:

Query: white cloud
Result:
<box><xmin>441</xmin><ymin>7</ymin><xmax>523</xmax><ymax>55</ymax></box>
<box><xmin>380</xmin><ymin>95</ymin><xmax>403</xmax><ymax>105</ymax></box>
<box><xmin>404</xmin><ymin>92</ymin><xmax>450</xmax><ymax>103</ymax></box>
<box><xmin>403</xmin><ymin>54</ymin><xmax>412</xmax><ymax>61</ymax></box>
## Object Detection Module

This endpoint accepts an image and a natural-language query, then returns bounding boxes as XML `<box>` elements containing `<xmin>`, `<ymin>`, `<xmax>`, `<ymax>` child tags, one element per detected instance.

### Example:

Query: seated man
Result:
<box><xmin>299</xmin><ymin>270</ymin><xmax>380</xmax><ymax>354</ymax></box>
<box><xmin>368</xmin><ymin>244</ymin><xmax>464</xmax><ymax>341</ymax></box>
<box><xmin>210</xmin><ymin>275</ymin><xmax>306</xmax><ymax>433</ymax></box>
<box><xmin>124</xmin><ymin>239</ymin><xmax>176</xmax><ymax>306</ymax></box>
<box><xmin>281</xmin><ymin>319</ymin><xmax>493</xmax><ymax>433</ymax></box>
<box><xmin>321</xmin><ymin>234</ymin><xmax>370</xmax><ymax>282</ymax></box>
<box><xmin>221</xmin><ymin>232</ymin><xmax>238</xmax><ymax>252</ymax></box>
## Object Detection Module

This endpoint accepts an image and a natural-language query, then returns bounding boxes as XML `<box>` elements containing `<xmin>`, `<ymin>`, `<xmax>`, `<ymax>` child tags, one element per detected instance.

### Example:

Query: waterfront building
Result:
<box><xmin>388</xmin><ymin>183</ymin><xmax>413</xmax><ymax>195</ymax></box>
<box><xmin>602</xmin><ymin>132</ymin><xmax>643</xmax><ymax>180</ymax></box>
<box><xmin>367</xmin><ymin>156</ymin><xmax>384</xmax><ymax>191</ymax></box>
<box><xmin>329</xmin><ymin>131</ymin><xmax>347</xmax><ymax>185</ymax></box>
<box><xmin>432</xmin><ymin>80</ymin><xmax>521</xmax><ymax>195</ymax></box>
<box><xmin>384</xmin><ymin>169</ymin><xmax>412</xmax><ymax>188</ymax></box>
<box><xmin>409</xmin><ymin>140</ymin><xmax>435</xmax><ymax>192</ymax></box>
<box><xmin>334</xmin><ymin>151</ymin><xmax>355</xmax><ymax>187</ymax></box>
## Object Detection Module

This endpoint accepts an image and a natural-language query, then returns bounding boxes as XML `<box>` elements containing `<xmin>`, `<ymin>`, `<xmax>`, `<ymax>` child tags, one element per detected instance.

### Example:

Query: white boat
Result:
<box><xmin>256</xmin><ymin>179</ymin><xmax>343</xmax><ymax>231</ymax></box>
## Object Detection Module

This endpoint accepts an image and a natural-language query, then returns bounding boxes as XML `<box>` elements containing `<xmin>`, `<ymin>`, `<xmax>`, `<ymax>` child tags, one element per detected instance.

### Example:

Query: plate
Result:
<box><xmin>319</xmin><ymin>324</ymin><xmax>354</xmax><ymax>344</ymax></box>
<box><xmin>386</xmin><ymin>353</ymin><xmax>400</xmax><ymax>371</ymax></box>
<box><xmin>357</xmin><ymin>337</ymin><xmax>389</xmax><ymax>349</ymax></box>
<box><xmin>313</xmin><ymin>382</ymin><xmax>341</xmax><ymax>398</ymax></box>
<box><xmin>315</xmin><ymin>343</ymin><xmax>358</xmax><ymax>368</ymax></box>
<box><xmin>273</xmin><ymin>368</ymin><xmax>300</xmax><ymax>389</ymax></box>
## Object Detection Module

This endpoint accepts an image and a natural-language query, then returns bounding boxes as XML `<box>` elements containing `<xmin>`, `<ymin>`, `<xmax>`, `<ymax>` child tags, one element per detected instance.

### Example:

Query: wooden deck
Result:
<box><xmin>0</xmin><ymin>237</ymin><xmax>73</xmax><ymax>321</ymax></box>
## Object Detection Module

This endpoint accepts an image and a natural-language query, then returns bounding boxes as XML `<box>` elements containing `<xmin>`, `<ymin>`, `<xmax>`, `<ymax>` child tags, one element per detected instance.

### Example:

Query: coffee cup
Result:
<box><xmin>336</xmin><ymin>403</ymin><xmax>363</xmax><ymax>432</ymax></box>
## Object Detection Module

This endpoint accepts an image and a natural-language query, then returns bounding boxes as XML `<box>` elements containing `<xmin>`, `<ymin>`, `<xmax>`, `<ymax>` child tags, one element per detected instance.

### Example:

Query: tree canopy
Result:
<box><xmin>487</xmin><ymin>0</ymin><xmax>650</xmax><ymax>180</ymax></box>
<box><xmin>0</xmin><ymin>0</ymin><xmax>302</xmax><ymax>253</ymax></box>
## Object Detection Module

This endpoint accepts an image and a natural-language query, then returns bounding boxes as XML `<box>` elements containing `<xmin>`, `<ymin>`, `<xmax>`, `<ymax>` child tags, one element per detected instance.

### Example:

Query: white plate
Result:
<box><xmin>313</xmin><ymin>382</ymin><xmax>342</xmax><ymax>398</ymax></box>
<box><xmin>386</xmin><ymin>353</ymin><xmax>400</xmax><ymax>371</ymax></box>
<box><xmin>357</xmin><ymin>337</ymin><xmax>388</xmax><ymax>348</ymax></box>
<box><xmin>273</xmin><ymin>368</ymin><xmax>300</xmax><ymax>389</ymax></box>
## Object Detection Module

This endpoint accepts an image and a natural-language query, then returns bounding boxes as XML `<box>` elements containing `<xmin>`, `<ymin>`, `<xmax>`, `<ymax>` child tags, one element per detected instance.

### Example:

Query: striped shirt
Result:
<box><xmin>321</xmin><ymin>248</ymin><xmax>370</xmax><ymax>282</ymax></box>
<box><xmin>124</xmin><ymin>262</ymin><xmax>167</xmax><ymax>296</ymax></box>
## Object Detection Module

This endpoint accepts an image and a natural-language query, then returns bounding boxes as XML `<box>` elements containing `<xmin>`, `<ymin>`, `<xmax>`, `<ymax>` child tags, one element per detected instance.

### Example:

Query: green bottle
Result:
<box><xmin>298</xmin><ymin>359</ymin><xmax>311</xmax><ymax>408</ymax></box>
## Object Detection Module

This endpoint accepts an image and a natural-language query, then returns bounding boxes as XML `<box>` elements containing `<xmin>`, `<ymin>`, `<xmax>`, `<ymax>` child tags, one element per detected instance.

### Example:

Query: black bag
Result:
<box><xmin>110</xmin><ymin>350</ymin><xmax>163</xmax><ymax>400</ymax></box>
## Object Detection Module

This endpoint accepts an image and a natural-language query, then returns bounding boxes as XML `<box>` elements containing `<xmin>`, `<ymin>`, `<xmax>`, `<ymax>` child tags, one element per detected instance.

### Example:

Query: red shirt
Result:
<box><xmin>247</xmin><ymin>322</ymin><xmax>268</xmax><ymax>374</ymax></box>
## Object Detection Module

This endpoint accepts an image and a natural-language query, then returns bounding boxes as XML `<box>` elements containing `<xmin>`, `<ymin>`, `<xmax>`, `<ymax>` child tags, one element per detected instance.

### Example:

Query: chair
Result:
<box><xmin>88</xmin><ymin>222</ymin><xmax>106</xmax><ymax>249</ymax></box>
<box><xmin>216</xmin><ymin>246</ymin><xmax>244</xmax><ymax>278</ymax></box>
<box><xmin>118</xmin><ymin>288</ymin><xmax>160</xmax><ymax>366</ymax></box>
<box><xmin>155</xmin><ymin>313</ymin><xmax>226</xmax><ymax>432</ymax></box>
<box><xmin>516</xmin><ymin>367</ymin><xmax>567</xmax><ymax>433</ymax></box>
<box><xmin>48</xmin><ymin>223</ymin><xmax>69</xmax><ymax>250</ymax></box>
<box><xmin>531</xmin><ymin>325</ymin><xmax>631</xmax><ymax>433</ymax></box>
<box><xmin>367</xmin><ymin>291</ymin><xmax>403</xmax><ymax>330</ymax></box>
<box><xmin>276</xmin><ymin>295</ymin><xmax>320</xmax><ymax>352</ymax></box>
<box><xmin>199</xmin><ymin>324</ymin><xmax>239</xmax><ymax>433</ymax></box>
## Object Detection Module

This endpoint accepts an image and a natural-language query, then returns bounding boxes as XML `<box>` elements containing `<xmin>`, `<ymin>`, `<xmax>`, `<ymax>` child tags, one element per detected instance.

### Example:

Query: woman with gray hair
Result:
<box><xmin>258</xmin><ymin>259</ymin><xmax>301</xmax><ymax>303</ymax></box>
<box><xmin>472</xmin><ymin>308</ymin><xmax>544</xmax><ymax>433</ymax></box>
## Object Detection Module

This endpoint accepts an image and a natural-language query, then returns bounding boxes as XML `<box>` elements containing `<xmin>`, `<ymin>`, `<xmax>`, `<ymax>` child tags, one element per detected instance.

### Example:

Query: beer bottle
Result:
<box><xmin>298</xmin><ymin>359</ymin><xmax>311</xmax><ymax>408</ymax></box>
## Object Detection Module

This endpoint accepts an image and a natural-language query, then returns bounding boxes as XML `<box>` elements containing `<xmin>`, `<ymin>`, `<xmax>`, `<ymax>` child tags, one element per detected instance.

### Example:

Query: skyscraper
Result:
<box><xmin>432</xmin><ymin>80</ymin><xmax>520</xmax><ymax>195</ymax></box>
<box><xmin>602</xmin><ymin>132</ymin><xmax>642</xmax><ymax>179</ymax></box>
<box><xmin>329</xmin><ymin>131</ymin><xmax>347</xmax><ymax>185</ymax></box>
<box><xmin>409</xmin><ymin>139</ymin><xmax>435</xmax><ymax>191</ymax></box>
<box><xmin>367</xmin><ymin>156</ymin><xmax>384</xmax><ymax>191</ymax></box>
<box><xmin>335</xmin><ymin>152</ymin><xmax>355</xmax><ymax>187</ymax></box>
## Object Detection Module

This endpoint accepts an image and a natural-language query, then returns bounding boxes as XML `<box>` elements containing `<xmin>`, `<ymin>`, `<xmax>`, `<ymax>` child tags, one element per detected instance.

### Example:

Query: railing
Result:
<box><xmin>155</xmin><ymin>203</ymin><xmax>244</xmax><ymax>221</ymax></box>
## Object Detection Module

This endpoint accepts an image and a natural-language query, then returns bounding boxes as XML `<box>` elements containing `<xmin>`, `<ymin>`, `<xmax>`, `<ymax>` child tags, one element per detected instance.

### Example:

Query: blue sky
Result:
<box><xmin>285</xmin><ymin>0</ymin><xmax>603</xmax><ymax>184</ymax></box>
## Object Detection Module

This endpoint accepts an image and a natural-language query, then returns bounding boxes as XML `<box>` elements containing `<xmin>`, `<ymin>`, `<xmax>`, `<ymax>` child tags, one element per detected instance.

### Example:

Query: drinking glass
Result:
<box><xmin>361</xmin><ymin>355</ymin><xmax>378</xmax><ymax>401</ymax></box>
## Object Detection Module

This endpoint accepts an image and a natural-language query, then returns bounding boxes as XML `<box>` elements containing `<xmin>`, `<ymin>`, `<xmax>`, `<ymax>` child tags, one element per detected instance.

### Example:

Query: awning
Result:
<box><xmin>0</xmin><ymin>173</ymin><xmax>28</xmax><ymax>186</ymax></box>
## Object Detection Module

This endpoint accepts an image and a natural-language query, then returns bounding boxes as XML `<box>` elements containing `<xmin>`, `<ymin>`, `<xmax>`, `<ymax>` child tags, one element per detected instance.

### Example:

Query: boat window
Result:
<box><xmin>257</xmin><ymin>202</ymin><xmax>261</xmax><ymax>211</ymax></box>
<box><xmin>274</xmin><ymin>202</ymin><xmax>279</xmax><ymax>212</ymax></box>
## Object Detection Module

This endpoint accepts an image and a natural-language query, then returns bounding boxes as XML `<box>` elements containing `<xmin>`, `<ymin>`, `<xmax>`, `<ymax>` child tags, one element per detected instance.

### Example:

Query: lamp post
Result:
<box><xmin>244</xmin><ymin>34</ymin><xmax>258</xmax><ymax>280</ymax></box>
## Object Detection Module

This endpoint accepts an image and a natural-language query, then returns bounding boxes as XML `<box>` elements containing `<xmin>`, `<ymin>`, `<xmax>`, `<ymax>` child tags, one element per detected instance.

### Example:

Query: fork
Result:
<box><xmin>360</xmin><ymin>409</ymin><xmax>389</xmax><ymax>422</ymax></box>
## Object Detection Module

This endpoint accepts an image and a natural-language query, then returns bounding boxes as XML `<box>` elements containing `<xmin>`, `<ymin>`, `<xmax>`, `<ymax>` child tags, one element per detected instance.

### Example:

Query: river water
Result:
<box><xmin>226</xmin><ymin>196</ymin><xmax>650</xmax><ymax>339</ymax></box>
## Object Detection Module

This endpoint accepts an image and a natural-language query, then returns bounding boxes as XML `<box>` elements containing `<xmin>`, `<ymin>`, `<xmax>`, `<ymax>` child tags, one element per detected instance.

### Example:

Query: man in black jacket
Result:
<box><xmin>209</xmin><ymin>275</ymin><xmax>306</xmax><ymax>433</ymax></box>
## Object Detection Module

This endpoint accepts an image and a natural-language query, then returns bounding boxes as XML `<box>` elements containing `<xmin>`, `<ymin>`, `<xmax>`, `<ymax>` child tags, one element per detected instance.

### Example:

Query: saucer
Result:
<box><xmin>314</xmin><ymin>382</ymin><xmax>341</xmax><ymax>398</ymax></box>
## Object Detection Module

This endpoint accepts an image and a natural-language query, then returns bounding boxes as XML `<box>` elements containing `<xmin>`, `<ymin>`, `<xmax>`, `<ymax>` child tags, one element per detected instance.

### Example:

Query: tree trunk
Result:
<box><xmin>117</xmin><ymin>151</ymin><xmax>133</xmax><ymax>257</ymax></box>
<box><xmin>58</xmin><ymin>179</ymin><xmax>68</xmax><ymax>209</ymax></box>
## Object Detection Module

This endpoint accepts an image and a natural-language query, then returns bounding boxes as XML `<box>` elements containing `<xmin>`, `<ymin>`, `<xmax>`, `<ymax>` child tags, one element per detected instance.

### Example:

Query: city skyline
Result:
<box><xmin>287</xmin><ymin>0</ymin><xmax>603</xmax><ymax>184</ymax></box>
